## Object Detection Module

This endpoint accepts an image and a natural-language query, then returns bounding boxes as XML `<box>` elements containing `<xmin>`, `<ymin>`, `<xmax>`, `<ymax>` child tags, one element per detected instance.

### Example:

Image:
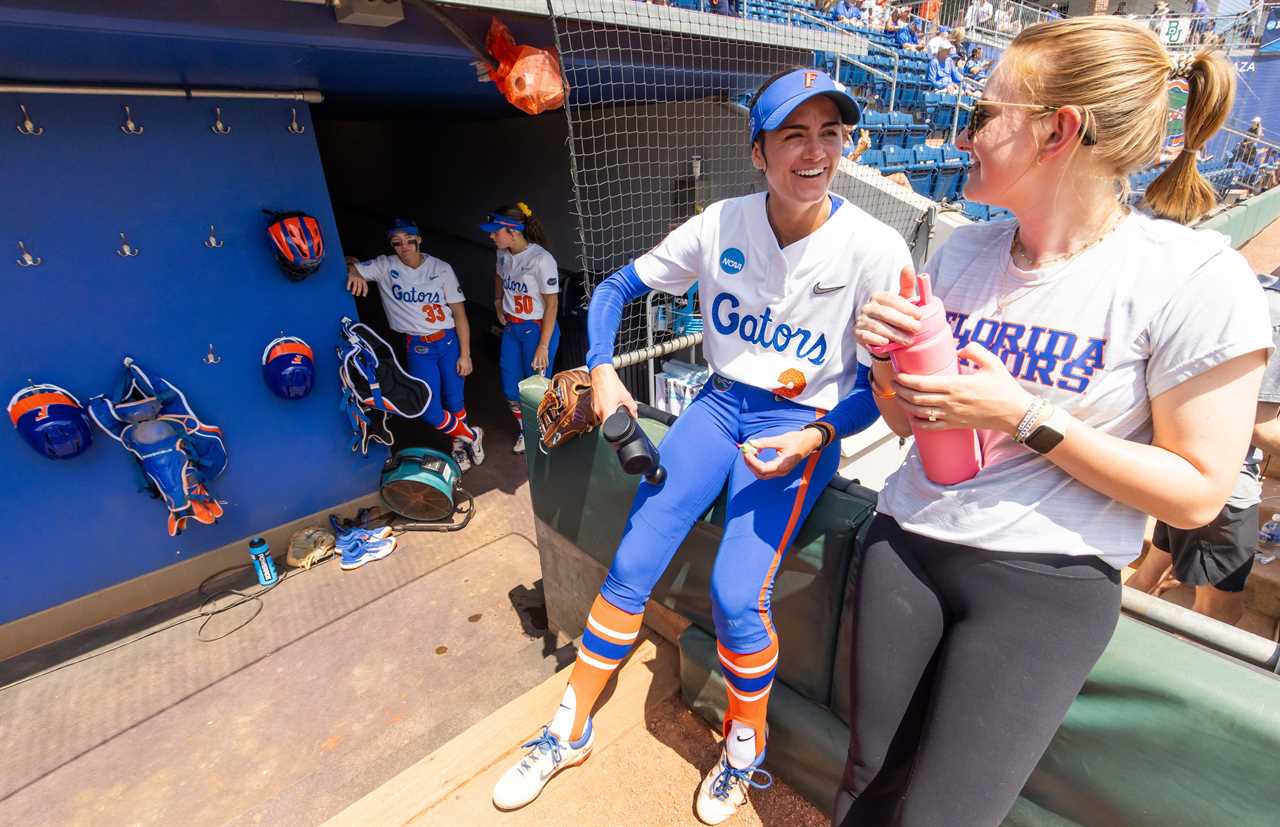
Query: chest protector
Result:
<box><xmin>337</xmin><ymin>317</ymin><xmax>431</xmax><ymax>455</ymax></box>
<box><xmin>88</xmin><ymin>358</ymin><xmax>228</xmax><ymax>536</ymax></box>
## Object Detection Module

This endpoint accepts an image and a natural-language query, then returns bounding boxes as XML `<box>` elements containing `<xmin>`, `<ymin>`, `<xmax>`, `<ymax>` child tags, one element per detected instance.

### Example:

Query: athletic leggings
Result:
<box><xmin>838</xmin><ymin>514</ymin><xmax>1121</xmax><ymax>827</ymax></box>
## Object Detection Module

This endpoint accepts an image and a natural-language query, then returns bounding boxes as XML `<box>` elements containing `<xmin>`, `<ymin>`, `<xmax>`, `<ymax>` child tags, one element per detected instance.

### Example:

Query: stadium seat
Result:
<box><xmin>881</xmin><ymin>112</ymin><xmax>907</xmax><ymax>149</ymax></box>
<box><xmin>907</xmin><ymin>146</ymin><xmax>941</xmax><ymax>197</ymax></box>
<box><xmin>960</xmin><ymin>200</ymin><xmax>990</xmax><ymax>221</ymax></box>
<box><xmin>858</xmin><ymin>148</ymin><xmax>886</xmax><ymax>170</ymax></box>
<box><xmin>880</xmin><ymin>145</ymin><xmax>910</xmax><ymax>177</ymax></box>
<box><xmin>860</xmin><ymin>110</ymin><xmax>886</xmax><ymax>150</ymax></box>
<box><xmin>904</xmin><ymin>114</ymin><xmax>929</xmax><ymax>148</ymax></box>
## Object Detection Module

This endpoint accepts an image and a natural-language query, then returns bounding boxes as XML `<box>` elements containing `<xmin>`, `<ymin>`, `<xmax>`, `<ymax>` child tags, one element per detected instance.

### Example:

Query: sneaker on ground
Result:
<box><xmin>492</xmin><ymin>720</ymin><xmax>594</xmax><ymax>811</ymax></box>
<box><xmin>513</xmin><ymin>432</ymin><xmax>526</xmax><ymax>454</ymax></box>
<box><xmin>467</xmin><ymin>426</ymin><xmax>486</xmax><ymax>466</ymax></box>
<box><xmin>450</xmin><ymin>437</ymin><xmax>472</xmax><ymax>473</ymax></box>
<box><xmin>333</xmin><ymin>524</ymin><xmax>393</xmax><ymax>551</ymax></box>
<box><xmin>695</xmin><ymin>746</ymin><xmax>772</xmax><ymax>825</ymax></box>
<box><xmin>339</xmin><ymin>535</ymin><xmax>397</xmax><ymax>570</ymax></box>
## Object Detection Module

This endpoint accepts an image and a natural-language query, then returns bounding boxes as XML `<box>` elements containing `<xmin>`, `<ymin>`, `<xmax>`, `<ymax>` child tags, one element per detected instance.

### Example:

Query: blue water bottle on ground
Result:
<box><xmin>249</xmin><ymin>537</ymin><xmax>279</xmax><ymax>587</ymax></box>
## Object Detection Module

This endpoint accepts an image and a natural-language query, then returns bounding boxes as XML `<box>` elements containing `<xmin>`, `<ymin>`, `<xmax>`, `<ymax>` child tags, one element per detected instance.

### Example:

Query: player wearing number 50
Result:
<box><xmin>485</xmin><ymin>202</ymin><xmax>560</xmax><ymax>454</ymax></box>
<box><xmin>345</xmin><ymin>218</ymin><xmax>486</xmax><ymax>471</ymax></box>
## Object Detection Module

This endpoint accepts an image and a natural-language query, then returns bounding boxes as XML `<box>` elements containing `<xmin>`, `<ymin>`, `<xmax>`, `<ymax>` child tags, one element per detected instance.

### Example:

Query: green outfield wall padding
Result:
<box><xmin>1198</xmin><ymin>185</ymin><xmax>1280</xmax><ymax>250</ymax></box>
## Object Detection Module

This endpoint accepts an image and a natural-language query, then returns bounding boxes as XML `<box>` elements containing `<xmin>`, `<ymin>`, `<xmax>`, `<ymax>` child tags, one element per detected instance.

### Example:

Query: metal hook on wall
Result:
<box><xmin>16</xmin><ymin>241</ymin><xmax>41</xmax><ymax>267</ymax></box>
<box><xmin>120</xmin><ymin>105</ymin><xmax>144</xmax><ymax>136</ymax></box>
<box><xmin>116</xmin><ymin>233</ymin><xmax>140</xmax><ymax>257</ymax></box>
<box><xmin>203</xmin><ymin>344</ymin><xmax>222</xmax><ymax>365</ymax></box>
<box><xmin>288</xmin><ymin>107</ymin><xmax>306</xmax><ymax>135</ymax></box>
<box><xmin>204</xmin><ymin>225</ymin><xmax>224</xmax><ymax>249</ymax></box>
<box><xmin>211</xmin><ymin>107</ymin><xmax>231</xmax><ymax>136</ymax></box>
<box><xmin>16</xmin><ymin>104</ymin><xmax>42</xmax><ymax>136</ymax></box>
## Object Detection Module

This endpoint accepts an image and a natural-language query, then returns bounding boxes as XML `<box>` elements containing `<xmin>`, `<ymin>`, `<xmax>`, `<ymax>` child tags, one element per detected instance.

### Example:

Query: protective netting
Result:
<box><xmin>546</xmin><ymin>0</ymin><xmax>934</xmax><ymax>400</ymax></box>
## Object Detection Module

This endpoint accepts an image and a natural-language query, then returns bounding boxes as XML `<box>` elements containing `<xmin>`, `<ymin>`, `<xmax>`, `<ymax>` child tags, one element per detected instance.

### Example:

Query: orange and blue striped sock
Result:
<box><xmin>552</xmin><ymin>594</ymin><xmax>643</xmax><ymax>741</ymax></box>
<box><xmin>718</xmin><ymin>638</ymin><xmax>779</xmax><ymax>763</ymax></box>
<box><xmin>435</xmin><ymin>409</ymin><xmax>477</xmax><ymax>441</ymax></box>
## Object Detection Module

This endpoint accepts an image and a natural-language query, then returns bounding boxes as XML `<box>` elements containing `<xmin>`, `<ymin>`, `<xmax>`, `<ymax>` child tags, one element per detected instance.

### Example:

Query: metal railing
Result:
<box><xmin>793</xmin><ymin>8</ymin><xmax>902</xmax><ymax>110</ymax></box>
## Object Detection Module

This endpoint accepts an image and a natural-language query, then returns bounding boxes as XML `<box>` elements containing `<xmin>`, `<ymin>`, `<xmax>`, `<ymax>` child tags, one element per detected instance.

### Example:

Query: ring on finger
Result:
<box><xmin>927</xmin><ymin>409</ymin><xmax>941</xmax><ymax>423</ymax></box>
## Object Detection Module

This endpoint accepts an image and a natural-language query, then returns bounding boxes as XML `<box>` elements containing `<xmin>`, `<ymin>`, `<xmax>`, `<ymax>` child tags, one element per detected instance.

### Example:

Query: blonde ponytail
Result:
<box><xmin>1143</xmin><ymin>50</ymin><xmax>1235</xmax><ymax>225</ymax></box>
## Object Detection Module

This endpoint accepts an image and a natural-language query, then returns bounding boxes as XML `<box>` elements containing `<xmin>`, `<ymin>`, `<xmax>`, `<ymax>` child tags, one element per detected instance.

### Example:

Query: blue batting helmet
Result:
<box><xmin>262</xmin><ymin>336</ymin><xmax>316</xmax><ymax>400</ymax></box>
<box><xmin>8</xmin><ymin>383</ymin><xmax>94</xmax><ymax>459</ymax></box>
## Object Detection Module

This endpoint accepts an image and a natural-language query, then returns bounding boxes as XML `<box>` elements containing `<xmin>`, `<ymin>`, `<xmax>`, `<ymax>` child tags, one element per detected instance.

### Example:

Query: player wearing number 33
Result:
<box><xmin>345</xmin><ymin>218</ymin><xmax>485</xmax><ymax>471</ymax></box>
<box><xmin>491</xmin><ymin>68</ymin><xmax>911</xmax><ymax>823</ymax></box>
<box><xmin>485</xmin><ymin>202</ymin><xmax>561</xmax><ymax>454</ymax></box>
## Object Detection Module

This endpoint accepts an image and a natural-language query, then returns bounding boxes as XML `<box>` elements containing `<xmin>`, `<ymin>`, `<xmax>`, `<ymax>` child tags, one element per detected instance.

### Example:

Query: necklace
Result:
<box><xmin>995</xmin><ymin>208</ymin><xmax>1127</xmax><ymax>317</ymax></box>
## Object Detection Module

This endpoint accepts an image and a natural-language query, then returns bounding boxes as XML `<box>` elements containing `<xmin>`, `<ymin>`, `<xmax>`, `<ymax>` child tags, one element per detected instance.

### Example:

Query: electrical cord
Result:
<box><xmin>0</xmin><ymin>552</ymin><xmax>334</xmax><ymax>694</ymax></box>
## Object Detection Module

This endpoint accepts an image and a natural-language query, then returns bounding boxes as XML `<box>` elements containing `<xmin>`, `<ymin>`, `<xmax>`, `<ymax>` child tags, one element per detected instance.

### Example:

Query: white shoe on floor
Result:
<box><xmin>492</xmin><ymin>720</ymin><xmax>594</xmax><ymax>811</ymax></box>
<box><xmin>513</xmin><ymin>432</ymin><xmax>526</xmax><ymax>454</ymax></box>
<box><xmin>450</xmin><ymin>438</ymin><xmax>472</xmax><ymax>472</ymax></box>
<box><xmin>695</xmin><ymin>746</ymin><xmax>772</xmax><ymax>825</ymax></box>
<box><xmin>467</xmin><ymin>426</ymin><xmax>486</xmax><ymax>466</ymax></box>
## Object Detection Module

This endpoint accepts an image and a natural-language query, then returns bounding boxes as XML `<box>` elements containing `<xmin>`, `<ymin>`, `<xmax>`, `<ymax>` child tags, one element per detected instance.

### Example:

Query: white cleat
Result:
<box><xmin>492</xmin><ymin>721</ymin><xmax>594</xmax><ymax>811</ymax></box>
<box><xmin>513</xmin><ymin>432</ymin><xmax>526</xmax><ymax>454</ymax></box>
<box><xmin>467</xmin><ymin>426</ymin><xmax>486</xmax><ymax>466</ymax></box>
<box><xmin>450</xmin><ymin>438</ymin><xmax>472</xmax><ymax>472</ymax></box>
<box><xmin>695</xmin><ymin>746</ymin><xmax>772</xmax><ymax>825</ymax></box>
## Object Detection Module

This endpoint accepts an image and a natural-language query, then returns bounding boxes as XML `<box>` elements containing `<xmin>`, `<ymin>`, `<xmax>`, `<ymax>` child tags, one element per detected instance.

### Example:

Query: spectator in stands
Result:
<box><xmin>977</xmin><ymin>0</ymin><xmax>994</xmax><ymax>26</ymax></box>
<box><xmin>834</xmin><ymin>0</ymin><xmax>863</xmax><ymax>23</ymax></box>
<box><xmin>1190</xmin><ymin>0</ymin><xmax>1211</xmax><ymax>43</ymax></box>
<box><xmin>927</xmin><ymin>25</ymin><xmax>953</xmax><ymax>54</ymax></box>
<box><xmin>1047</xmin><ymin>2</ymin><xmax>1063</xmax><ymax>20</ymax></box>
<box><xmin>896</xmin><ymin>17</ymin><xmax>924</xmax><ymax>49</ymax></box>
<box><xmin>1232</xmin><ymin>115</ymin><xmax>1264</xmax><ymax>166</ymax></box>
<box><xmin>995</xmin><ymin>0</ymin><xmax>1017</xmax><ymax>32</ymax></box>
<box><xmin>1126</xmin><ymin>283</ymin><xmax>1280</xmax><ymax>626</ymax></box>
<box><xmin>836</xmin><ymin>19</ymin><xmax>1266</xmax><ymax>827</ymax></box>
<box><xmin>951</xmin><ymin>25</ymin><xmax>971</xmax><ymax>56</ymax></box>
<box><xmin>964</xmin><ymin>45</ymin><xmax>991</xmax><ymax>81</ymax></box>
<box><xmin>927</xmin><ymin>42</ymin><xmax>966</xmax><ymax>91</ymax></box>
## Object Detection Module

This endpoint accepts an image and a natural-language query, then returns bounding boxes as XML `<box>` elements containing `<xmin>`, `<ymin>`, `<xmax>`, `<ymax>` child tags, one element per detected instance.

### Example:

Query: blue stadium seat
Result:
<box><xmin>959</xmin><ymin>200</ymin><xmax>990</xmax><ymax>221</ymax></box>
<box><xmin>859</xmin><ymin>148</ymin><xmax>886</xmax><ymax>170</ymax></box>
<box><xmin>880</xmin><ymin>145</ymin><xmax>910</xmax><ymax>177</ymax></box>
<box><xmin>860</xmin><ymin>110</ymin><xmax>887</xmax><ymax>150</ymax></box>
<box><xmin>940</xmin><ymin>145</ymin><xmax>970</xmax><ymax>201</ymax></box>
<box><xmin>881</xmin><ymin>112</ymin><xmax>907</xmax><ymax>149</ymax></box>
<box><xmin>903</xmin><ymin>114</ymin><xmax>929</xmax><ymax>148</ymax></box>
<box><xmin>907</xmin><ymin>146</ymin><xmax>941</xmax><ymax>197</ymax></box>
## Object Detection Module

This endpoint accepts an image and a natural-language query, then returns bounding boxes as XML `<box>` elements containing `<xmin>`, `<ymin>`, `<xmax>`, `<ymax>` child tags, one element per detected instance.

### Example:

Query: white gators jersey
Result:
<box><xmin>633</xmin><ymin>192</ymin><xmax>912</xmax><ymax>410</ymax></box>
<box><xmin>497</xmin><ymin>243</ymin><xmax>559</xmax><ymax>320</ymax></box>
<box><xmin>356</xmin><ymin>254</ymin><xmax>465</xmax><ymax>335</ymax></box>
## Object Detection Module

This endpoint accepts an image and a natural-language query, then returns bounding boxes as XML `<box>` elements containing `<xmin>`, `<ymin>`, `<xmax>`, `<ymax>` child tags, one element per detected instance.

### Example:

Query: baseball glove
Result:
<box><xmin>537</xmin><ymin>368</ymin><xmax>600</xmax><ymax>450</ymax></box>
<box><xmin>286</xmin><ymin>525</ymin><xmax>336</xmax><ymax>570</ymax></box>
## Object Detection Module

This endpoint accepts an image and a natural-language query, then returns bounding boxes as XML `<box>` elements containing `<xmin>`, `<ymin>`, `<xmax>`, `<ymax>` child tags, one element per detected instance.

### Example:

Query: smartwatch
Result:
<box><xmin>1024</xmin><ymin>405</ymin><xmax>1068</xmax><ymax>455</ymax></box>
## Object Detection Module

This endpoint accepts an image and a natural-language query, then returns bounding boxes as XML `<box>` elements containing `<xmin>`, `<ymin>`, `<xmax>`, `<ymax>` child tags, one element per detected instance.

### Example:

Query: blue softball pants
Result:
<box><xmin>405</xmin><ymin>330</ymin><xmax>466</xmax><ymax>428</ymax></box>
<box><xmin>601</xmin><ymin>374</ymin><xmax>841</xmax><ymax>655</ymax></box>
<box><xmin>500</xmin><ymin>319</ymin><xmax>560</xmax><ymax>402</ymax></box>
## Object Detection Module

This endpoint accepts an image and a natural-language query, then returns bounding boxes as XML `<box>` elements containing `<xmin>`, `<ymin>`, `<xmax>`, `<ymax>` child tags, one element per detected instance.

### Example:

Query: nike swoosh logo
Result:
<box><xmin>735</xmin><ymin>734</ymin><xmax>754</xmax><ymax>742</ymax></box>
<box><xmin>812</xmin><ymin>283</ymin><xmax>845</xmax><ymax>295</ymax></box>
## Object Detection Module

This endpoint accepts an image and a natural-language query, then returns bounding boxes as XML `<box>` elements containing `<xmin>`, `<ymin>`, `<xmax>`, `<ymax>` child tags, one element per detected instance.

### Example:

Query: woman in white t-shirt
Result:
<box><xmin>832</xmin><ymin>19</ymin><xmax>1271</xmax><ymax>826</ymax></box>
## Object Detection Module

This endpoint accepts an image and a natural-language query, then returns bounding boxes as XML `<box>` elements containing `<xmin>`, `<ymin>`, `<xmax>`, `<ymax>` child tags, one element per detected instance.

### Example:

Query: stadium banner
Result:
<box><xmin>1262</xmin><ymin>4</ymin><xmax>1280</xmax><ymax>52</ymax></box>
<box><xmin>1229</xmin><ymin>54</ymin><xmax>1280</xmax><ymax>131</ymax></box>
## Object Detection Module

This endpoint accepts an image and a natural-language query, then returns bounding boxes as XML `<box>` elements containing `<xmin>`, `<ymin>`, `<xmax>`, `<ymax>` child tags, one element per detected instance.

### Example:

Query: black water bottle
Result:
<box><xmin>602</xmin><ymin>406</ymin><xmax>666</xmax><ymax>486</ymax></box>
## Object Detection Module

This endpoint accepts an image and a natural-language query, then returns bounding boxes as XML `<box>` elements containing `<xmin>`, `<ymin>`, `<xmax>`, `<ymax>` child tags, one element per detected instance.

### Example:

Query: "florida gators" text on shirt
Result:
<box><xmin>948</xmin><ymin>311</ymin><xmax>1107</xmax><ymax>393</ymax></box>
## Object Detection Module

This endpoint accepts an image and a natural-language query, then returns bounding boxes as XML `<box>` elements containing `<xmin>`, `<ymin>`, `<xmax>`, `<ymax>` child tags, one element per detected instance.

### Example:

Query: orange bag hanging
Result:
<box><xmin>485</xmin><ymin>17</ymin><xmax>566</xmax><ymax>116</ymax></box>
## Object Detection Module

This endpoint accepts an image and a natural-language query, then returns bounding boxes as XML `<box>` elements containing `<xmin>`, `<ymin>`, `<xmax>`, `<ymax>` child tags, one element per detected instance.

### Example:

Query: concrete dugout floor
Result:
<box><xmin>0</xmin><ymin>390</ymin><xmax>572</xmax><ymax>825</ymax></box>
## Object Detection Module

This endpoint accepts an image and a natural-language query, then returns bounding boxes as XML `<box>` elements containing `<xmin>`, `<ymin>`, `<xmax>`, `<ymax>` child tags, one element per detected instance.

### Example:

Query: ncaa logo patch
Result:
<box><xmin>389</xmin><ymin>269</ymin><xmax>401</xmax><ymax>279</ymax></box>
<box><xmin>719</xmin><ymin>248</ymin><xmax>746</xmax><ymax>275</ymax></box>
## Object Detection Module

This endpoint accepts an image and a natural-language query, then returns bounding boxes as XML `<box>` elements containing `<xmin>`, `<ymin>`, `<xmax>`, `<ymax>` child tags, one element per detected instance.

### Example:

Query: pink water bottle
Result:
<box><xmin>870</xmin><ymin>275</ymin><xmax>981</xmax><ymax>485</ymax></box>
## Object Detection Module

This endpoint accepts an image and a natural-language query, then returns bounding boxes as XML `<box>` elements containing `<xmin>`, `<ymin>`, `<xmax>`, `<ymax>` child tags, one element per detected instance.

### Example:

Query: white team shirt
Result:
<box><xmin>497</xmin><ymin>243</ymin><xmax>559</xmax><ymax>320</ymax></box>
<box><xmin>355</xmin><ymin>253</ymin><xmax>465</xmax><ymax>335</ymax></box>
<box><xmin>634</xmin><ymin>192</ymin><xmax>912</xmax><ymax>411</ymax></box>
<box><xmin>877</xmin><ymin>212</ymin><xmax>1273</xmax><ymax>568</ymax></box>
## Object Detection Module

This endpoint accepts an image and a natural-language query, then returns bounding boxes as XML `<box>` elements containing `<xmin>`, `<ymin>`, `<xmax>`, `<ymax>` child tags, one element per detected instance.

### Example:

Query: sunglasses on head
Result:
<box><xmin>968</xmin><ymin>99</ymin><xmax>1097</xmax><ymax>146</ymax></box>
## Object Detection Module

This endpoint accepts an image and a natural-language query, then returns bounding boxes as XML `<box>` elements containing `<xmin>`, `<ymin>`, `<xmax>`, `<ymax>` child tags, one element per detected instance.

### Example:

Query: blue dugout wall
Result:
<box><xmin>0</xmin><ymin>94</ymin><xmax>377</xmax><ymax>625</ymax></box>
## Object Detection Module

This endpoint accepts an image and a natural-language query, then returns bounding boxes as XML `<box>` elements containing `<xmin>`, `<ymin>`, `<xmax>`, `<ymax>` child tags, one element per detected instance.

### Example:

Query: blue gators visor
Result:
<box><xmin>749</xmin><ymin>69</ymin><xmax>861</xmax><ymax>144</ymax></box>
<box><xmin>480</xmin><ymin>214</ymin><xmax>525</xmax><ymax>233</ymax></box>
<box><xmin>387</xmin><ymin>218</ymin><xmax>419</xmax><ymax>238</ymax></box>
